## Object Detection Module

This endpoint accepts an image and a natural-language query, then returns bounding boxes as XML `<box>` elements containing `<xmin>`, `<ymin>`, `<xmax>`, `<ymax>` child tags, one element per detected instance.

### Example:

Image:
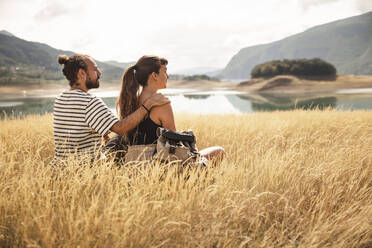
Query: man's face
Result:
<box><xmin>85</xmin><ymin>58</ymin><xmax>101</xmax><ymax>89</ymax></box>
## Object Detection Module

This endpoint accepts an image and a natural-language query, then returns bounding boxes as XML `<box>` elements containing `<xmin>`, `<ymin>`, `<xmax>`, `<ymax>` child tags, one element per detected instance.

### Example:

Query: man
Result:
<box><xmin>53</xmin><ymin>54</ymin><xmax>169</xmax><ymax>160</ymax></box>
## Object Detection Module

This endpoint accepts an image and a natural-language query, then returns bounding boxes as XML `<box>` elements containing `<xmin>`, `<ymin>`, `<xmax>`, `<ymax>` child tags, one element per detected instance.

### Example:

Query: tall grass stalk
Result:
<box><xmin>0</xmin><ymin>110</ymin><xmax>371</xmax><ymax>247</ymax></box>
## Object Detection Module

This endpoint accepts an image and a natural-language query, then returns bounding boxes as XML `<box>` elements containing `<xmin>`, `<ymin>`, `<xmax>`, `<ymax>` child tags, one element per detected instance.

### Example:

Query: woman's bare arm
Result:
<box><xmin>150</xmin><ymin>103</ymin><xmax>176</xmax><ymax>131</ymax></box>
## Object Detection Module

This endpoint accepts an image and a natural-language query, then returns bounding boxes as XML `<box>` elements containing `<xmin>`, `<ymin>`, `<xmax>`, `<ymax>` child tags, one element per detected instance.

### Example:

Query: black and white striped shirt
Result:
<box><xmin>53</xmin><ymin>89</ymin><xmax>118</xmax><ymax>159</ymax></box>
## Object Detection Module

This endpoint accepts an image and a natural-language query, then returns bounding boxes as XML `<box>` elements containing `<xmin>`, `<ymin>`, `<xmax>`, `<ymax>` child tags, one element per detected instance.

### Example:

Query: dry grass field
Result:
<box><xmin>0</xmin><ymin>110</ymin><xmax>371</xmax><ymax>247</ymax></box>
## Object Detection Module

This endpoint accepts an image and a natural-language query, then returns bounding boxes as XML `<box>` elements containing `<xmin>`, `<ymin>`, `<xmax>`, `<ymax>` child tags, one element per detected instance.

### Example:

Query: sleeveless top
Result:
<box><xmin>128</xmin><ymin>116</ymin><xmax>162</xmax><ymax>145</ymax></box>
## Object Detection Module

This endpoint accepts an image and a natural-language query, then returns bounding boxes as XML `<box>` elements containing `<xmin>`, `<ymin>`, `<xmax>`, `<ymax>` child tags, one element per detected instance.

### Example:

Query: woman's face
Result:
<box><xmin>156</xmin><ymin>64</ymin><xmax>168</xmax><ymax>89</ymax></box>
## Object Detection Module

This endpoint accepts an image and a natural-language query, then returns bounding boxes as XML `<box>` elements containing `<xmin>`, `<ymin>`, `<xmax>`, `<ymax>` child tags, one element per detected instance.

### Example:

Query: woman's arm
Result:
<box><xmin>150</xmin><ymin>103</ymin><xmax>176</xmax><ymax>131</ymax></box>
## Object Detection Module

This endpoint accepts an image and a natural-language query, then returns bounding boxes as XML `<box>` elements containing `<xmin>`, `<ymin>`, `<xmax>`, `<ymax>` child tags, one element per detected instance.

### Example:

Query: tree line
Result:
<box><xmin>251</xmin><ymin>58</ymin><xmax>337</xmax><ymax>78</ymax></box>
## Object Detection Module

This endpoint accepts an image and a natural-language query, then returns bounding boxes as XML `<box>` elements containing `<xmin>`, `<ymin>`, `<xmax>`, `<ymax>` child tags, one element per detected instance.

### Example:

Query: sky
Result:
<box><xmin>0</xmin><ymin>0</ymin><xmax>371</xmax><ymax>73</ymax></box>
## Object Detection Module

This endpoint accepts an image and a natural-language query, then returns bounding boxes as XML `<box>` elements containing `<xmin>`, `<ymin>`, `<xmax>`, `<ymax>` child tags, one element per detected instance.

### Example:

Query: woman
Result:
<box><xmin>116</xmin><ymin>55</ymin><xmax>225</xmax><ymax>162</ymax></box>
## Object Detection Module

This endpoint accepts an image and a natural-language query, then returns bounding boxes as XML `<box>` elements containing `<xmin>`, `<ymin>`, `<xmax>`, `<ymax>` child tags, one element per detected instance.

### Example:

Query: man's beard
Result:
<box><xmin>86</xmin><ymin>75</ymin><xmax>100</xmax><ymax>89</ymax></box>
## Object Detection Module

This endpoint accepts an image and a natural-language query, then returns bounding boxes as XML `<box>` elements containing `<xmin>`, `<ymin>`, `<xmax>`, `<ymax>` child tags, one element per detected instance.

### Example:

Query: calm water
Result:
<box><xmin>0</xmin><ymin>89</ymin><xmax>372</xmax><ymax>118</ymax></box>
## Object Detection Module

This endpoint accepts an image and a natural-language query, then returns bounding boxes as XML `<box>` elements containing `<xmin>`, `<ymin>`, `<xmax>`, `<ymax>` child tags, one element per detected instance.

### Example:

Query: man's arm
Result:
<box><xmin>111</xmin><ymin>93</ymin><xmax>170</xmax><ymax>136</ymax></box>
<box><xmin>110</xmin><ymin>106</ymin><xmax>147</xmax><ymax>136</ymax></box>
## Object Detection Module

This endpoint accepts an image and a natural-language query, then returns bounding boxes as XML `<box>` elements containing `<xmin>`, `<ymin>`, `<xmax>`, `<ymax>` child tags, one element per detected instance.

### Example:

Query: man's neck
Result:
<box><xmin>70</xmin><ymin>83</ymin><xmax>88</xmax><ymax>92</ymax></box>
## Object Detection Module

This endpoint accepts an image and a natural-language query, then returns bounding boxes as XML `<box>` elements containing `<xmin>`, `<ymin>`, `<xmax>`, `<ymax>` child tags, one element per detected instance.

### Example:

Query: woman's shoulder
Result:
<box><xmin>151</xmin><ymin>102</ymin><xmax>173</xmax><ymax>115</ymax></box>
<box><xmin>149</xmin><ymin>102</ymin><xmax>173</xmax><ymax>126</ymax></box>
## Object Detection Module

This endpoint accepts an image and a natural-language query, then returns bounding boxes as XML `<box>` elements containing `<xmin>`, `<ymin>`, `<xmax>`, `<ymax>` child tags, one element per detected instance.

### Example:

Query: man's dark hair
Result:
<box><xmin>58</xmin><ymin>54</ymin><xmax>89</xmax><ymax>86</ymax></box>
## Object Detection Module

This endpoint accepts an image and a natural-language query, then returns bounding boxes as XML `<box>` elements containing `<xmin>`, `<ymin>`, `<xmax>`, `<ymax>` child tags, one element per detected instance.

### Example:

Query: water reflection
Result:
<box><xmin>1</xmin><ymin>92</ymin><xmax>372</xmax><ymax>118</ymax></box>
<box><xmin>170</xmin><ymin>95</ymin><xmax>241</xmax><ymax>114</ymax></box>
<box><xmin>336</xmin><ymin>97</ymin><xmax>372</xmax><ymax>110</ymax></box>
<box><xmin>183</xmin><ymin>95</ymin><xmax>210</xmax><ymax>100</ymax></box>
<box><xmin>225</xmin><ymin>95</ymin><xmax>253</xmax><ymax>113</ymax></box>
<box><xmin>0</xmin><ymin>98</ymin><xmax>54</xmax><ymax>118</ymax></box>
<box><xmin>237</xmin><ymin>94</ymin><xmax>338</xmax><ymax>111</ymax></box>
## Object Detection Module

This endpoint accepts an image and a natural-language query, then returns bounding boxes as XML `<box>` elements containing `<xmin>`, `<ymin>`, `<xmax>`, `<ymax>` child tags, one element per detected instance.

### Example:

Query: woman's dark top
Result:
<box><xmin>128</xmin><ymin>116</ymin><xmax>162</xmax><ymax>145</ymax></box>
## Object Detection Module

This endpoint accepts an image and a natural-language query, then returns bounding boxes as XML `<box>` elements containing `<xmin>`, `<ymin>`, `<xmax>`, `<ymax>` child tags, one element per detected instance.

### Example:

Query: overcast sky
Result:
<box><xmin>0</xmin><ymin>0</ymin><xmax>371</xmax><ymax>72</ymax></box>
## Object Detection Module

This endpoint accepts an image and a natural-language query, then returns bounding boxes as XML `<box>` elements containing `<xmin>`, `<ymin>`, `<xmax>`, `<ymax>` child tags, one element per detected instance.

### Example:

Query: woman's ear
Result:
<box><xmin>151</xmin><ymin>72</ymin><xmax>158</xmax><ymax>81</ymax></box>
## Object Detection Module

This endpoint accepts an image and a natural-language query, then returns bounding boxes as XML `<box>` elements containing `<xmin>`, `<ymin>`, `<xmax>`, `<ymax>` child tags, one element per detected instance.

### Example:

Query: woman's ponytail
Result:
<box><xmin>116</xmin><ymin>65</ymin><xmax>140</xmax><ymax>119</ymax></box>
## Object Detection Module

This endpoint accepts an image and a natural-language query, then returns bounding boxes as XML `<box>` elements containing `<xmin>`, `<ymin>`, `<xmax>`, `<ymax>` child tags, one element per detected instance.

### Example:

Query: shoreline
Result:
<box><xmin>0</xmin><ymin>80</ymin><xmax>240</xmax><ymax>98</ymax></box>
<box><xmin>0</xmin><ymin>75</ymin><xmax>371</xmax><ymax>98</ymax></box>
<box><xmin>234</xmin><ymin>75</ymin><xmax>372</xmax><ymax>95</ymax></box>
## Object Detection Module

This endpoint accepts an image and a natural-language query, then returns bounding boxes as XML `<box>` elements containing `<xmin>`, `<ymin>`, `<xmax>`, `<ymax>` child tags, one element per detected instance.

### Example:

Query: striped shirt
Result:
<box><xmin>53</xmin><ymin>89</ymin><xmax>119</xmax><ymax>159</ymax></box>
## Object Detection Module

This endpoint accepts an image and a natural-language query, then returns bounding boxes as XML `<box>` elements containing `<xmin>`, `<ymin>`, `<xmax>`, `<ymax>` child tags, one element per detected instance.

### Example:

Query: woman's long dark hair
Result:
<box><xmin>116</xmin><ymin>55</ymin><xmax>168</xmax><ymax>119</ymax></box>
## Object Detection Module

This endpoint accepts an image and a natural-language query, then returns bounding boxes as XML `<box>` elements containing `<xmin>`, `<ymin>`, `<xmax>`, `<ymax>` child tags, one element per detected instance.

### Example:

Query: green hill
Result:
<box><xmin>0</xmin><ymin>32</ymin><xmax>125</xmax><ymax>84</ymax></box>
<box><xmin>220</xmin><ymin>11</ymin><xmax>372</xmax><ymax>79</ymax></box>
<box><xmin>0</xmin><ymin>30</ymin><xmax>15</xmax><ymax>37</ymax></box>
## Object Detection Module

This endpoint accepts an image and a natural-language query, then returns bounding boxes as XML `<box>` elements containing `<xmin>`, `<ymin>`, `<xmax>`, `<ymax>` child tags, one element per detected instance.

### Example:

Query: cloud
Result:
<box><xmin>34</xmin><ymin>1</ymin><xmax>78</xmax><ymax>22</ymax></box>
<box><xmin>354</xmin><ymin>0</ymin><xmax>372</xmax><ymax>12</ymax></box>
<box><xmin>2</xmin><ymin>0</ymin><xmax>368</xmax><ymax>72</ymax></box>
<box><xmin>297</xmin><ymin>0</ymin><xmax>341</xmax><ymax>10</ymax></box>
<box><xmin>70</xmin><ymin>36</ymin><xmax>95</xmax><ymax>50</ymax></box>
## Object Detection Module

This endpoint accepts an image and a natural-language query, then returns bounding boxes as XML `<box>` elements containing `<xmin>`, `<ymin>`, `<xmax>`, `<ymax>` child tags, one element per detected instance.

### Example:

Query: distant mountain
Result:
<box><xmin>0</xmin><ymin>30</ymin><xmax>15</xmax><ymax>37</ymax></box>
<box><xmin>104</xmin><ymin>60</ymin><xmax>134</xmax><ymax>70</ymax></box>
<box><xmin>175</xmin><ymin>67</ymin><xmax>222</xmax><ymax>76</ymax></box>
<box><xmin>0</xmin><ymin>32</ymin><xmax>123</xmax><ymax>84</ymax></box>
<box><xmin>206</xmin><ymin>69</ymin><xmax>223</xmax><ymax>77</ymax></box>
<box><xmin>221</xmin><ymin>11</ymin><xmax>372</xmax><ymax>80</ymax></box>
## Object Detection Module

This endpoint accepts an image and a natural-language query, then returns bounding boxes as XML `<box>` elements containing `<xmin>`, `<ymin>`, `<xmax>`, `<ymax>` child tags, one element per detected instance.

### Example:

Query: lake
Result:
<box><xmin>0</xmin><ymin>88</ymin><xmax>372</xmax><ymax>118</ymax></box>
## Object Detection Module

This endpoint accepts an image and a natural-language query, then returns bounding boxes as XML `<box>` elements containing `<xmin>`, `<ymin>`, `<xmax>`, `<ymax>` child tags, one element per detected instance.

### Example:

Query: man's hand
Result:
<box><xmin>143</xmin><ymin>93</ymin><xmax>170</xmax><ymax>110</ymax></box>
<box><xmin>103</xmin><ymin>134</ymin><xmax>110</xmax><ymax>145</ymax></box>
<box><xmin>110</xmin><ymin>93</ymin><xmax>170</xmax><ymax>137</ymax></box>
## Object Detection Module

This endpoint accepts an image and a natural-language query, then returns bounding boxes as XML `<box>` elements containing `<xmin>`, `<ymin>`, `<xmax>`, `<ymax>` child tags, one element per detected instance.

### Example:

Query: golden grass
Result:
<box><xmin>0</xmin><ymin>110</ymin><xmax>371</xmax><ymax>247</ymax></box>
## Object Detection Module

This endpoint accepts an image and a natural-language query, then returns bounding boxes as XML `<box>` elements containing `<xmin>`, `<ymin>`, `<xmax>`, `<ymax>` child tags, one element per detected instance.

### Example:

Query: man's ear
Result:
<box><xmin>77</xmin><ymin>68</ymin><xmax>86</xmax><ymax>81</ymax></box>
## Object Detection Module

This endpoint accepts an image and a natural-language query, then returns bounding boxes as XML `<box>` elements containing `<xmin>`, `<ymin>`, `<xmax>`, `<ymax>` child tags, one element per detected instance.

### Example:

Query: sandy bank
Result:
<box><xmin>235</xmin><ymin>75</ymin><xmax>372</xmax><ymax>94</ymax></box>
